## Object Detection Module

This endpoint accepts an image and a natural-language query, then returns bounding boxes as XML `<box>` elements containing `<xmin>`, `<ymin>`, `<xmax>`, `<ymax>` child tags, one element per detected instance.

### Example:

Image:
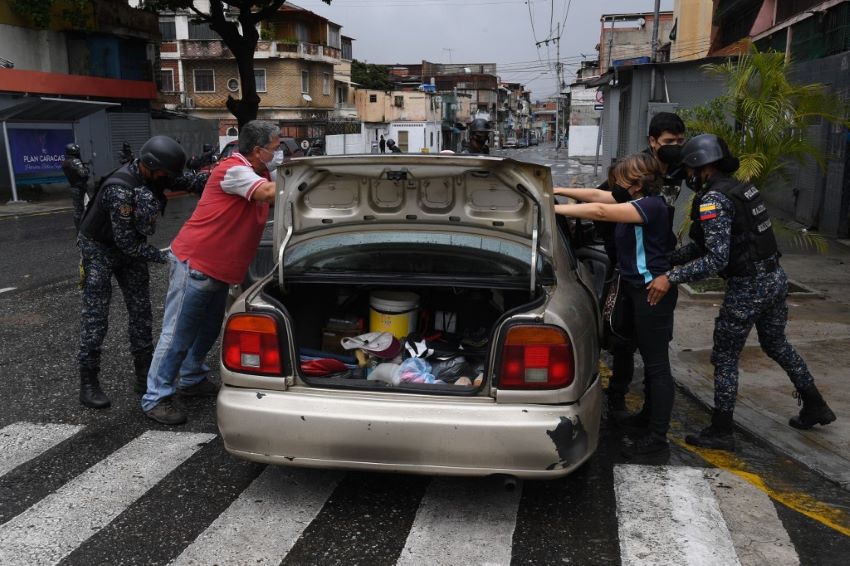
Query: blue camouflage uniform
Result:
<box><xmin>61</xmin><ymin>156</ymin><xmax>90</xmax><ymax>230</ymax></box>
<box><xmin>77</xmin><ymin>161</ymin><xmax>168</xmax><ymax>373</ymax></box>
<box><xmin>667</xmin><ymin>175</ymin><xmax>814</xmax><ymax>413</ymax></box>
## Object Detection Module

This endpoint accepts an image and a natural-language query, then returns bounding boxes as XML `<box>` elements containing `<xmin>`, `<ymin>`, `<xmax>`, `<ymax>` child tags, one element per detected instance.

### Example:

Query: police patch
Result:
<box><xmin>699</xmin><ymin>203</ymin><xmax>718</xmax><ymax>221</ymax></box>
<box><xmin>118</xmin><ymin>204</ymin><xmax>133</xmax><ymax>218</ymax></box>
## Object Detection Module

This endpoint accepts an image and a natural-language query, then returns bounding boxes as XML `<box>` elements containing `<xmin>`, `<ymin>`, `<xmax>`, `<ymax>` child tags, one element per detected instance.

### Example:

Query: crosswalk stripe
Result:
<box><xmin>0</xmin><ymin>430</ymin><xmax>214</xmax><ymax>566</ymax></box>
<box><xmin>706</xmin><ymin>469</ymin><xmax>800</xmax><ymax>566</ymax></box>
<box><xmin>170</xmin><ymin>466</ymin><xmax>341</xmax><ymax>566</ymax></box>
<box><xmin>0</xmin><ymin>422</ymin><xmax>83</xmax><ymax>477</ymax></box>
<box><xmin>614</xmin><ymin>465</ymin><xmax>741</xmax><ymax>566</ymax></box>
<box><xmin>396</xmin><ymin>476</ymin><xmax>522</xmax><ymax>566</ymax></box>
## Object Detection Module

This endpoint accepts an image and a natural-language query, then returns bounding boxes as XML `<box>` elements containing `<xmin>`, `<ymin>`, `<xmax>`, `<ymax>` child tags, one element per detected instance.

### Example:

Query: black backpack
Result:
<box><xmin>78</xmin><ymin>165</ymin><xmax>141</xmax><ymax>242</ymax></box>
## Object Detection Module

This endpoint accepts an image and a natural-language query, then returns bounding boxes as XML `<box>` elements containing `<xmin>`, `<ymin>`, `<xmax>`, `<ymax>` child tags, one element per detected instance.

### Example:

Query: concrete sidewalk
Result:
<box><xmin>1</xmin><ymin>187</ymin><xmax>191</xmax><ymax>219</ymax></box>
<box><xmin>671</xmin><ymin>240</ymin><xmax>850</xmax><ymax>489</ymax></box>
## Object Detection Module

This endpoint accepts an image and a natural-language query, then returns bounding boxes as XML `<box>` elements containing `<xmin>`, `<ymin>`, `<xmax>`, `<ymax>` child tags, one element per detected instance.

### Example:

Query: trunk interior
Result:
<box><xmin>261</xmin><ymin>280</ymin><xmax>542</xmax><ymax>395</ymax></box>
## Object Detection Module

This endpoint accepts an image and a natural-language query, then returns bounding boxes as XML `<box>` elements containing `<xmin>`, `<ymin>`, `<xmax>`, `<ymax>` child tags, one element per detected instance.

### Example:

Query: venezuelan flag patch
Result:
<box><xmin>699</xmin><ymin>203</ymin><xmax>718</xmax><ymax>221</ymax></box>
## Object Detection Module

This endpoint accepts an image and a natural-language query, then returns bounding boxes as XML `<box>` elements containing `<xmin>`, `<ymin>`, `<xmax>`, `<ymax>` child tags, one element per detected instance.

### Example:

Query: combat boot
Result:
<box><xmin>790</xmin><ymin>385</ymin><xmax>836</xmax><ymax>430</ymax></box>
<box><xmin>133</xmin><ymin>352</ymin><xmax>152</xmax><ymax>394</ymax></box>
<box><xmin>80</xmin><ymin>367</ymin><xmax>110</xmax><ymax>409</ymax></box>
<box><xmin>685</xmin><ymin>409</ymin><xmax>735</xmax><ymax>451</ymax></box>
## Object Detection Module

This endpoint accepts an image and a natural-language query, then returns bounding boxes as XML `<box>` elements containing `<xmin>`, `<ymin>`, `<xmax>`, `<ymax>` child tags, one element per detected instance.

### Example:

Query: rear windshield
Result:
<box><xmin>285</xmin><ymin>232</ymin><xmax>531</xmax><ymax>277</ymax></box>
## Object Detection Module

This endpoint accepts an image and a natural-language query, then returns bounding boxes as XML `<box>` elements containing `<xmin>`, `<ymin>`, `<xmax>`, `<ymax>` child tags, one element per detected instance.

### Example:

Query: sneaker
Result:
<box><xmin>144</xmin><ymin>398</ymin><xmax>187</xmax><ymax>425</ymax></box>
<box><xmin>178</xmin><ymin>378</ymin><xmax>220</xmax><ymax>398</ymax></box>
<box><xmin>622</xmin><ymin>433</ymin><xmax>669</xmax><ymax>458</ymax></box>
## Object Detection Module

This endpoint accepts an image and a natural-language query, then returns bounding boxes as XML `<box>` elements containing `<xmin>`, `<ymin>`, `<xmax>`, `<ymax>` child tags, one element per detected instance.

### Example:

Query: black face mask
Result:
<box><xmin>612</xmin><ymin>184</ymin><xmax>632</xmax><ymax>203</ymax></box>
<box><xmin>657</xmin><ymin>144</ymin><xmax>683</xmax><ymax>166</ymax></box>
<box><xmin>685</xmin><ymin>170</ymin><xmax>703</xmax><ymax>191</ymax></box>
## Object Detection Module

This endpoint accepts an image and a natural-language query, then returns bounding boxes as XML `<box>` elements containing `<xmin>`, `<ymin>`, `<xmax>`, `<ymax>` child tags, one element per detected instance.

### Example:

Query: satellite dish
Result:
<box><xmin>302</xmin><ymin>94</ymin><xmax>313</xmax><ymax>102</ymax></box>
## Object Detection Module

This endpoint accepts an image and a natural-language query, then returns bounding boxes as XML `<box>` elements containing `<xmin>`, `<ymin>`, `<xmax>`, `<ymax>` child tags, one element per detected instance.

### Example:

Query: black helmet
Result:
<box><xmin>65</xmin><ymin>143</ymin><xmax>80</xmax><ymax>157</ymax></box>
<box><xmin>680</xmin><ymin>134</ymin><xmax>727</xmax><ymax>168</ymax></box>
<box><xmin>386</xmin><ymin>139</ymin><xmax>396</xmax><ymax>146</ymax></box>
<box><xmin>469</xmin><ymin>118</ymin><xmax>492</xmax><ymax>133</ymax></box>
<box><xmin>139</xmin><ymin>135</ymin><xmax>186</xmax><ymax>178</ymax></box>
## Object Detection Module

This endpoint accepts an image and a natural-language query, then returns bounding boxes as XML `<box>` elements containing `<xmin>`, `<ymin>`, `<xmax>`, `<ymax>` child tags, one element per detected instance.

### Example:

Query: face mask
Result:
<box><xmin>612</xmin><ymin>184</ymin><xmax>632</xmax><ymax>203</ymax></box>
<box><xmin>263</xmin><ymin>149</ymin><xmax>284</xmax><ymax>171</ymax></box>
<box><xmin>657</xmin><ymin>144</ymin><xmax>683</xmax><ymax>166</ymax></box>
<box><xmin>685</xmin><ymin>171</ymin><xmax>703</xmax><ymax>191</ymax></box>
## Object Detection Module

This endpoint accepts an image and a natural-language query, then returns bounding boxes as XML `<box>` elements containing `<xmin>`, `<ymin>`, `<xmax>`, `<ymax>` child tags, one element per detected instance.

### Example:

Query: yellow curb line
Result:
<box><xmin>601</xmin><ymin>358</ymin><xmax>850</xmax><ymax>537</ymax></box>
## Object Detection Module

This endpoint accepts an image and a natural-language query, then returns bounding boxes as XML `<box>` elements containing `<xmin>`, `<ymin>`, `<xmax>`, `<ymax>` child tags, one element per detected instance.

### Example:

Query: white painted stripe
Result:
<box><xmin>705</xmin><ymin>469</ymin><xmax>799</xmax><ymax>566</ymax></box>
<box><xmin>615</xmin><ymin>465</ymin><xmax>740</xmax><ymax>566</ymax></box>
<box><xmin>0</xmin><ymin>422</ymin><xmax>84</xmax><ymax>477</ymax></box>
<box><xmin>0</xmin><ymin>431</ymin><xmax>213</xmax><ymax>566</ymax></box>
<box><xmin>0</xmin><ymin>287</ymin><xmax>16</xmax><ymax>294</ymax></box>
<box><xmin>396</xmin><ymin>477</ymin><xmax>522</xmax><ymax>566</ymax></box>
<box><xmin>170</xmin><ymin>466</ymin><xmax>340</xmax><ymax>566</ymax></box>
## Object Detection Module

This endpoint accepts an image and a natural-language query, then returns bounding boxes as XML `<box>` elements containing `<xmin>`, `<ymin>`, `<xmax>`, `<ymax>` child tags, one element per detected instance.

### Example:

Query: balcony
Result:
<box><xmin>173</xmin><ymin>40</ymin><xmax>341</xmax><ymax>63</ymax></box>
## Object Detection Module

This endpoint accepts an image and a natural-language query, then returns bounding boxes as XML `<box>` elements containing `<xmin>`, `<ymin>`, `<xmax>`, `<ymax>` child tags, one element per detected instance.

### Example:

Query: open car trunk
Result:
<box><xmin>261</xmin><ymin>276</ymin><xmax>544</xmax><ymax>395</ymax></box>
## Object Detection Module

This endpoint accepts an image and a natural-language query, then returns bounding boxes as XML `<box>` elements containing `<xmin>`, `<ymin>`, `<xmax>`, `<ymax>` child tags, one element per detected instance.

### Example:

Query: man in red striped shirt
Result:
<box><xmin>141</xmin><ymin>121</ymin><xmax>282</xmax><ymax>425</ymax></box>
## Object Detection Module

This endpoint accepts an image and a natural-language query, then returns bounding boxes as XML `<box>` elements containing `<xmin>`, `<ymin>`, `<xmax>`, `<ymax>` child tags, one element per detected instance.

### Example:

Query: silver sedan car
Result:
<box><xmin>217</xmin><ymin>154</ymin><xmax>607</xmax><ymax>479</ymax></box>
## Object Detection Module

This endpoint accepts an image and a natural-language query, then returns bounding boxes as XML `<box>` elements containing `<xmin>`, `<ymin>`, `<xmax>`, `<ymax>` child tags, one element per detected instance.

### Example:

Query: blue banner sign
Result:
<box><xmin>8</xmin><ymin>128</ymin><xmax>74</xmax><ymax>176</ymax></box>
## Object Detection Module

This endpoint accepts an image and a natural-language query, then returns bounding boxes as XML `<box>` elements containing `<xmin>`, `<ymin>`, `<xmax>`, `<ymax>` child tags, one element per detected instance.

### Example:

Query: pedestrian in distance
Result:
<box><xmin>463</xmin><ymin>118</ymin><xmax>491</xmax><ymax>155</ymax></box>
<box><xmin>555</xmin><ymin>153</ymin><xmax>678</xmax><ymax>457</ymax></box>
<box><xmin>142</xmin><ymin>120</ymin><xmax>282</xmax><ymax>425</ymax></box>
<box><xmin>552</xmin><ymin>111</ymin><xmax>686</xmax><ymax>424</ymax></box>
<box><xmin>76</xmin><ymin>135</ymin><xmax>188</xmax><ymax>409</ymax></box>
<box><xmin>61</xmin><ymin>143</ymin><xmax>91</xmax><ymax>231</ymax></box>
<box><xmin>118</xmin><ymin>141</ymin><xmax>134</xmax><ymax>165</ymax></box>
<box><xmin>379</xmin><ymin>134</ymin><xmax>386</xmax><ymax>154</ymax></box>
<box><xmin>646</xmin><ymin>134</ymin><xmax>836</xmax><ymax>451</ymax></box>
<box><xmin>386</xmin><ymin>139</ymin><xmax>402</xmax><ymax>153</ymax></box>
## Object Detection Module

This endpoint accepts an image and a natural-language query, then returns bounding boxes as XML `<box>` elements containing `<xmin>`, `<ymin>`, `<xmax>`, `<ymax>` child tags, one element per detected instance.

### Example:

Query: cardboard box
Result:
<box><xmin>321</xmin><ymin>327</ymin><xmax>363</xmax><ymax>356</ymax></box>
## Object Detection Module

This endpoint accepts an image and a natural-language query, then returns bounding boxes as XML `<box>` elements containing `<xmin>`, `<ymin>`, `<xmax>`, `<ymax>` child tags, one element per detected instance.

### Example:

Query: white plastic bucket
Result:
<box><xmin>369</xmin><ymin>291</ymin><xmax>419</xmax><ymax>339</ymax></box>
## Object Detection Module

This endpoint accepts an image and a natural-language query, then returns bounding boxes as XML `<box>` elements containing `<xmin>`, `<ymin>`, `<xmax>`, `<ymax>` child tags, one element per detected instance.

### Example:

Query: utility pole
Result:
<box><xmin>649</xmin><ymin>0</ymin><xmax>661</xmax><ymax>101</ymax></box>
<box><xmin>594</xmin><ymin>16</ymin><xmax>615</xmax><ymax>177</ymax></box>
<box><xmin>555</xmin><ymin>22</ymin><xmax>561</xmax><ymax>151</ymax></box>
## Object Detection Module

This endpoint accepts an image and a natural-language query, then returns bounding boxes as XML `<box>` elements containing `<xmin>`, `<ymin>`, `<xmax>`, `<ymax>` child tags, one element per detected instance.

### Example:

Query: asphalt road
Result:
<box><xmin>1</xmin><ymin>148</ymin><xmax>848</xmax><ymax>565</ymax></box>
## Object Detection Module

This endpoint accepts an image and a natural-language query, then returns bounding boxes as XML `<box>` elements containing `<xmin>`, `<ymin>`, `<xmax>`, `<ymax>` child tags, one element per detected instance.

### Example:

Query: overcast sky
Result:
<box><xmin>292</xmin><ymin>0</ymin><xmax>674</xmax><ymax>100</ymax></box>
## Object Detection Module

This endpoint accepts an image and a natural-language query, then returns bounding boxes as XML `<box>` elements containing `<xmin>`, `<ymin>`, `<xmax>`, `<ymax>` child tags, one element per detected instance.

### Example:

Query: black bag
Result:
<box><xmin>602</xmin><ymin>271</ymin><xmax>634</xmax><ymax>351</ymax></box>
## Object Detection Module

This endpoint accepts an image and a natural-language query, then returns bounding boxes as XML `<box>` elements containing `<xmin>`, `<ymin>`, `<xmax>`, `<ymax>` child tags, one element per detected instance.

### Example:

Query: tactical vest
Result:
<box><xmin>689</xmin><ymin>174</ymin><xmax>778</xmax><ymax>278</ymax></box>
<box><xmin>61</xmin><ymin>158</ymin><xmax>88</xmax><ymax>187</ymax></box>
<box><xmin>78</xmin><ymin>165</ymin><xmax>142</xmax><ymax>243</ymax></box>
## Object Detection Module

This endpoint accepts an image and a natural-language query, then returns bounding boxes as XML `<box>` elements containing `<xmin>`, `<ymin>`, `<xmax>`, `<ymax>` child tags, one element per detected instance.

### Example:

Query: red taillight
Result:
<box><xmin>498</xmin><ymin>325</ymin><xmax>574</xmax><ymax>389</ymax></box>
<box><xmin>222</xmin><ymin>313</ymin><xmax>282</xmax><ymax>375</ymax></box>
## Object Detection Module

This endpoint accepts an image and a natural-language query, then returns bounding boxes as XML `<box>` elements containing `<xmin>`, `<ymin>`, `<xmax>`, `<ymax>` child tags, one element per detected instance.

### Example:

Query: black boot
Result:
<box><xmin>133</xmin><ymin>352</ymin><xmax>152</xmax><ymax>394</ymax></box>
<box><xmin>790</xmin><ymin>385</ymin><xmax>836</xmax><ymax>430</ymax></box>
<box><xmin>685</xmin><ymin>409</ymin><xmax>735</xmax><ymax>451</ymax></box>
<box><xmin>606</xmin><ymin>393</ymin><xmax>630</xmax><ymax>423</ymax></box>
<box><xmin>80</xmin><ymin>367</ymin><xmax>110</xmax><ymax>409</ymax></box>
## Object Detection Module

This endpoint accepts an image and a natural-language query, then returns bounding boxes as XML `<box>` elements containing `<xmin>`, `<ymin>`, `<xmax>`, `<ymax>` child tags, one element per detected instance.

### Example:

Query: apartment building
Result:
<box><xmin>156</xmin><ymin>1</ymin><xmax>354</xmax><ymax>148</ymax></box>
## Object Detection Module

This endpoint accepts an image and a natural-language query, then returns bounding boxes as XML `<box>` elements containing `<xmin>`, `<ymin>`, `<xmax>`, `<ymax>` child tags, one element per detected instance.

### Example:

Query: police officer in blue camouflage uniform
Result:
<box><xmin>76</xmin><ymin>135</ymin><xmax>187</xmax><ymax>409</ymax></box>
<box><xmin>61</xmin><ymin>143</ymin><xmax>90</xmax><ymax>230</ymax></box>
<box><xmin>646</xmin><ymin>134</ymin><xmax>836</xmax><ymax>450</ymax></box>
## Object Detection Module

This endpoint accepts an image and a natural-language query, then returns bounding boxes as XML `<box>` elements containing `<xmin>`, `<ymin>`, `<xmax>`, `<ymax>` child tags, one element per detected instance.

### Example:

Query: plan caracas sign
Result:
<box><xmin>8</xmin><ymin>128</ymin><xmax>74</xmax><ymax>176</ymax></box>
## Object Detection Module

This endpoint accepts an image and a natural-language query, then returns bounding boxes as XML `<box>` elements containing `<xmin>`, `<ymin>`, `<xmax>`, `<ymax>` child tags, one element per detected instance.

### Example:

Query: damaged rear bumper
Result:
<box><xmin>217</xmin><ymin>375</ymin><xmax>601</xmax><ymax>479</ymax></box>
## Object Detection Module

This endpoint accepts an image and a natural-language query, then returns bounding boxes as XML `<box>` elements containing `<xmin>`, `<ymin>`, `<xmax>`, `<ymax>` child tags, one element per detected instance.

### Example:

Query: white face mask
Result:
<box><xmin>263</xmin><ymin>149</ymin><xmax>284</xmax><ymax>171</ymax></box>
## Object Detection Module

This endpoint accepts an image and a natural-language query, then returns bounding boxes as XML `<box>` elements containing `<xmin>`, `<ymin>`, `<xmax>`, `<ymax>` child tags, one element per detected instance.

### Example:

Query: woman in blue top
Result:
<box><xmin>555</xmin><ymin>153</ymin><xmax>677</xmax><ymax>458</ymax></box>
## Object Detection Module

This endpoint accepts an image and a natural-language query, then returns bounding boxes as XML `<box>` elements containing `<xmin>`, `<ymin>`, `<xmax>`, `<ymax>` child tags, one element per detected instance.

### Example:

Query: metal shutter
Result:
<box><xmin>107</xmin><ymin>113</ymin><xmax>151</xmax><ymax>168</ymax></box>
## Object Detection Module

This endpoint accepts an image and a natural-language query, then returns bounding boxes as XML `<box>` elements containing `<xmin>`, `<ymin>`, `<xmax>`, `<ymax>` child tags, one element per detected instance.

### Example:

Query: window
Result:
<box><xmin>295</xmin><ymin>21</ymin><xmax>310</xmax><ymax>43</ymax></box>
<box><xmin>226</xmin><ymin>127</ymin><xmax>238</xmax><ymax>136</ymax></box>
<box><xmin>342</xmin><ymin>39</ymin><xmax>352</xmax><ymax>61</ymax></box>
<box><xmin>188</xmin><ymin>22</ymin><xmax>219</xmax><ymax>40</ymax></box>
<box><xmin>301</xmin><ymin>70</ymin><xmax>309</xmax><ymax>93</ymax></box>
<box><xmin>327</xmin><ymin>25</ymin><xmax>341</xmax><ymax>48</ymax></box>
<box><xmin>159</xmin><ymin>69</ymin><xmax>175</xmax><ymax>92</ymax></box>
<box><xmin>337</xmin><ymin>85</ymin><xmax>346</xmax><ymax>105</ymax></box>
<box><xmin>255</xmin><ymin>69</ymin><xmax>267</xmax><ymax>92</ymax></box>
<box><xmin>369</xmin><ymin>94</ymin><xmax>377</xmax><ymax>103</ymax></box>
<box><xmin>226</xmin><ymin>78</ymin><xmax>239</xmax><ymax>92</ymax></box>
<box><xmin>193</xmin><ymin>69</ymin><xmax>215</xmax><ymax>92</ymax></box>
<box><xmin>159</xmin><ymin>21</ymin><xmax>176</xmax><ymax>41</ymax></box>
<box><xmin>323</xmin><ymin>73</ymin><xmax>331</xmax><ymax>95</ymax></box>
<box><xmin>394</xmin><ymin>95</ymin><xmax>404</xmax><ymax>108</ymax></box>
<box><xmin>398</xmin><ymin>130</ymin><xmax>408</xmax><ymax>152</ymax></box>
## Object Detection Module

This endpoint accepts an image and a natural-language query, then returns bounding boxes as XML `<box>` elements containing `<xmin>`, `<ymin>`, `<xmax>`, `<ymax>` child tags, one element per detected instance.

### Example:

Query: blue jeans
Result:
<box><xmin>141</xmin><ymin>252</ymin><xmax>229</xmax><ymax>411</ymax></box>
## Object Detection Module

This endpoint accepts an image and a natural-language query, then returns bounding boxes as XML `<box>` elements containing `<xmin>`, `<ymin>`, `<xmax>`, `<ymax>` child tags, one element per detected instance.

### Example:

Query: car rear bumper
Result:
<box><xmin>217</xmin><ymin>375</ymin><xmax>601</xmax><ymax>479</ymax></box>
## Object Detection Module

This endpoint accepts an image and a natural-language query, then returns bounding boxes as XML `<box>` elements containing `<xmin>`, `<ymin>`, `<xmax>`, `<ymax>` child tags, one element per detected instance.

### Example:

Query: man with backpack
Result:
<box><xmin>75</xmin><ymin>135</ymin><xmax>187</xmax><ymax>409</ymax></box>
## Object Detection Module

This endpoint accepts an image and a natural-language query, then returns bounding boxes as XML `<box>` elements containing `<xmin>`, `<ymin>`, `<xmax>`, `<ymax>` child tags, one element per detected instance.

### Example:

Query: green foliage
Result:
<box><xmin>679</xmin><ymin>47</ymin><xmax>849</xmax><ymax>252</ymax></box>
<box><xmin>352</xmin><ymin>60</ymin><xmax>394</xmax><ymax>91</ymax></box>
<box><xmin>11</xmin><ymin>0</ymin><xmax>90</xmax><ymax>30</ymax></box>
<box><xmin>679</xmin><ymin>47</ymin><xmax>850</xmax><ymax>191</ymax></box>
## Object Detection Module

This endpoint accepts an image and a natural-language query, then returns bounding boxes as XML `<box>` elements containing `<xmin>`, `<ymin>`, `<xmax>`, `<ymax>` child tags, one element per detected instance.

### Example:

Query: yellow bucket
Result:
<box><xmin>369</xmin><ymin>291</ymin><xmax>419</xmax><ymax>339</ymax></box>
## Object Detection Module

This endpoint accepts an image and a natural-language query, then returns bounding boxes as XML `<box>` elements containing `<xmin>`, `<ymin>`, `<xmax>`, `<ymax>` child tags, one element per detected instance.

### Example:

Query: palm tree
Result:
<box><xmin>680</xmin><ymin>47</ymin><xmax>850</xmax><ymax>251</ymax></box>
